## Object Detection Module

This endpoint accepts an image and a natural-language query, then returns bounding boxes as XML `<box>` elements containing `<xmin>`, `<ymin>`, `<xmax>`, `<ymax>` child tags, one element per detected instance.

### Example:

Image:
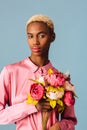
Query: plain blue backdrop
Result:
<box><xmin>0</xmin><ymin>0</ymin><xmax>87</xmax><ymax>130</ymax></box>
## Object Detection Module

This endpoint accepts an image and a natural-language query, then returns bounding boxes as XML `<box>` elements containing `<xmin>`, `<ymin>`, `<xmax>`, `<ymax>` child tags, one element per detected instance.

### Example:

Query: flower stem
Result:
<box><xmin>42</xmin><ymin>111</ymin><xmax>51</xmax><ymax>130</ymax></box>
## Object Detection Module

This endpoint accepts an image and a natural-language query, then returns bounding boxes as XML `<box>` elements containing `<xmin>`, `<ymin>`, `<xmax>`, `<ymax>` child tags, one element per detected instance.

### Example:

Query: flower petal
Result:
<box><xmin>50</xmin><ymin>100</ymin><xmax>56</xmax><ymax>108</ymax></box>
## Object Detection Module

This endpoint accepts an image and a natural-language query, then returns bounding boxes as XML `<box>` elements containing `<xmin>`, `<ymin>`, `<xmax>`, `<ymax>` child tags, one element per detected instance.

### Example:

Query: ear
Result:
<box><xmin>51</xmin><ymin>33</ymin><xmax>56</xmax><ymax>42</ymax></box>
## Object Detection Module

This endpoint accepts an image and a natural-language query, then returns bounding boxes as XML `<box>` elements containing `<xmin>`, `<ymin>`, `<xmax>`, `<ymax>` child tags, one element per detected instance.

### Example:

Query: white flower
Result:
<box><xmin>36</xmin><ymin>76</ymin><xmax>45</xmax><ymax>86</ymax></box>
<box><xmin>38</xmin><ymin>77</ymin><xmax>44</xmax><ymax>83</ymax></box>
<box><xmin>46</xmin><ymin>91</ymin><xmax>64</xmax><ymax>100</ymax></box>
<box><xmin>65</xmin><ymin>71</ymin><xmax>70</xmax><ymax>77</ymax></box>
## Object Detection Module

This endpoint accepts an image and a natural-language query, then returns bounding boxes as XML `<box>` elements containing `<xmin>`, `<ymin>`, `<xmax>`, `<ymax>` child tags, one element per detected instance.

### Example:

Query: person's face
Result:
<box><xmin>27</xmin><ymin>22</ymin><xmax>55</xmax><ymax>56</ymax></box>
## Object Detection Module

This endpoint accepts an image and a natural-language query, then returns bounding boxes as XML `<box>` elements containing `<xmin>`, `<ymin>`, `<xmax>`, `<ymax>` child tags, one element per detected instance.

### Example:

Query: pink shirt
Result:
<box><xmin>0</xmin><ymin>57</ymin><xmax>77</xmax><ymax>130</ymax></box>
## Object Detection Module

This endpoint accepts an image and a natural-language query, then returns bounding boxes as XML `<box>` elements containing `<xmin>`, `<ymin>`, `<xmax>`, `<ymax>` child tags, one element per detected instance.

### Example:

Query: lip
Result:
<box><xmin>32</xmin><ymin>47</ymin><xmax>41</xmax><ymax>52</ymax></box>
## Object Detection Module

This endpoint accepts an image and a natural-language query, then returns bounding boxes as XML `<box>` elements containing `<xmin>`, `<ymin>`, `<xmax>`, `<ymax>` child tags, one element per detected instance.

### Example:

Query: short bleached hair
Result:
<box><xmin>26</xmin><ymin>14</ymin><xmax>54</xmax><ymax>32</ymax></box>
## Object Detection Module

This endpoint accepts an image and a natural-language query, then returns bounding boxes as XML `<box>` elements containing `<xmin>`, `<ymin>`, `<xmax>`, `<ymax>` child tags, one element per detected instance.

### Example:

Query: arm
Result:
<box><xmin>58</xmin><ymin>73</ymin><xmax>77</xmax><ymax>130</ymax></box>
<box><xmin>58</xmin><ymin>105</ymin><xmax>77</xmax><ymax>130</ymax></box>
<box><xmin>49</xmin><ymin>105</ymin><xmax>77</xmax><ymax>130</ymax></box>
<box><xmin>0</xmin><ymin>101</ymin><xmax>37</xmax><ymax>124</ymax></box>
<box><xmin>0</xmin><ymin>67</ymin><xmax>38</xmax><ymax>124</ymax></box>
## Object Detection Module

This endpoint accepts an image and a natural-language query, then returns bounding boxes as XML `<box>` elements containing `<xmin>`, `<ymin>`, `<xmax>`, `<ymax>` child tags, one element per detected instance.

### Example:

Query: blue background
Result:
<box><xmin>0</xmin><ymin>0</ymin><xmax>87</xmax><ymax>130</ymax></box>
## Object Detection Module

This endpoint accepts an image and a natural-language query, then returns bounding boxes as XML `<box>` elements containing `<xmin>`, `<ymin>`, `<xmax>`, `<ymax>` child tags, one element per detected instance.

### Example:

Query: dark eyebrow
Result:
<box><xmin>27</xmin><ymin>31</ymin><xmax>47</xmax><ymax>35</ymax></box>
<box><xmin>38</xmin><ymin>31</ymin><xmax>47</xmax><ymax>35</ymax></box>
<box><xmin>27</xmin><ymin>33</ymin><xmax>32</xmax><ymax>35</ymax></box>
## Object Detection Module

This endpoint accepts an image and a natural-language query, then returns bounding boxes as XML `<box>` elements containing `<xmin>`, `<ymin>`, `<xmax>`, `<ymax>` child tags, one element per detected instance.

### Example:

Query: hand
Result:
<box><xmin>49</xmin><ymin>122</ymin><xmax>61</xmax><ymax>130</ymax></box>
<box><xmin>36</xmin><ymin>100</ymin><xmax>52</xmax><ymax>130</ymax></box>
<box><xmin>35</xmin><ymin>99</ymin><xmax>52</xmax><ymax>112</ymax></box>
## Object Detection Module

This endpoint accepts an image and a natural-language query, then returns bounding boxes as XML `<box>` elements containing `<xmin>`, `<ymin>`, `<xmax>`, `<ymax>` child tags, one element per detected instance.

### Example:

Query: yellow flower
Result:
<box><xmin>48</xmin><ymin>69</ymin><xmax>54</xmax><ymax>74</ymax></box>
<box><xmin>46</xmin><ymin>86</ymin><xmax>58</xmax><ymax>92</ymax></box>
<box><xmin>50</xmin><ymin>100</ymin><xmax>56</xmax><ymax>108</ymax></box>
<box><xmin>26</xmin><ymin>94</ymin><xmax>38</xmax><ymax>105</ymax></box>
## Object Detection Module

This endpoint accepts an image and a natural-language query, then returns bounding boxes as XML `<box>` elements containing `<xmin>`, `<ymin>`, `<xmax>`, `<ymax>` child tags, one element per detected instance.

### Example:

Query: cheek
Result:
<box><xmin>43</xmin><ymin>42</ymin><xmax>51</xmax><ymax>49</ymax></box>
<box><xmin>41</xmin><ymin>44</ymin><xmax>50</xmax><ymax>53</ymax></box>
<box><xmin>27</xmin><ymin>39</ymin><xmax>32</xmax><ymax>47</ymax></box>
<box><xmin>27</xmin><ymin>39</ymin><xmax>29</xmax><ymax>45</ymax></box>
<box><xmin>41</xmin><ymin>39</ymin><xmax>51</xmax><ymax>47</ymax></box>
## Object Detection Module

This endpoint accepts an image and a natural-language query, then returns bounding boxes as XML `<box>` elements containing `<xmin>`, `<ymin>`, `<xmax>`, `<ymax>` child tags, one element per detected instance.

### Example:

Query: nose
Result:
<box><xmin>33</xmin><ymin>36</ymin><xmax>40</xmax><ymax>45</ymax></box>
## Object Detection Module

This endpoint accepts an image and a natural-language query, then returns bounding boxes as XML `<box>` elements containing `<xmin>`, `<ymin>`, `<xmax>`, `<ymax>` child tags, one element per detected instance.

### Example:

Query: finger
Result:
<box><xmin>41</xmin><ymin>102</ymin><xmax>51</xmax><ymax>109</ymax></box>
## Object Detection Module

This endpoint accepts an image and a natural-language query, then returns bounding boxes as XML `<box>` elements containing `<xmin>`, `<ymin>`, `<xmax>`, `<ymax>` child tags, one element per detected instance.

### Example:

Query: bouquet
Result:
<box><xmin>26</xmin><ymin>69</ymin><xmax>77</xmax><ymax>130</ymax></box>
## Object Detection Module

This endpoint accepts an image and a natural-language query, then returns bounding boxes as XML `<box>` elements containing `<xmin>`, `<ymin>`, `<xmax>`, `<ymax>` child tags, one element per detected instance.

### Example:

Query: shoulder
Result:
<box><xmin>1</xmin><ymin>57</ymin><xmax>28</xmax><ymax>73</ymax></box>
<box><xmin>50</xmin><ymin>63</ymin><xmax>59</xmax><ymax>73</ymax></box>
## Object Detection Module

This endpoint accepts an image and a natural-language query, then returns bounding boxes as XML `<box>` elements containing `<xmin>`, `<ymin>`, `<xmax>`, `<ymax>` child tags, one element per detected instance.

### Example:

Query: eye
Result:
<box><xmin>27</xmin><ymin>34</ymin><xmax>33</xmax><ymax>39</ymax></box>
<box><xmin>38</xmin><ymin>33</ymin><xmax>46</xmax><ymax>39</ymax></box>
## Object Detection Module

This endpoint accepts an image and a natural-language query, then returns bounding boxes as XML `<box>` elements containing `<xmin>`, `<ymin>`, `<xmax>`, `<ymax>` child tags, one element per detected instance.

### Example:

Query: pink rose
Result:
<box><xmin>46</xmin><ymin>72</ymin><xmax>65</xmax><ymax>87</ymax></box>
<box><xmin>30</xmin><ymin>83</ymin><xmax>44</xmax><ymax>100</ymax></box>
<box><xmin>63</xmin><ymin>91</ymin><xmax>75</xmax><ymax>106</ymax></box>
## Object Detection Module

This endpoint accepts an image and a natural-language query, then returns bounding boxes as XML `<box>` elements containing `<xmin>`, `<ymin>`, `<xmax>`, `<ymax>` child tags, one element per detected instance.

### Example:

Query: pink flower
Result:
<box><xmin>64</xmin><ymin>81</ymin><xmax>75</xmax><ymax>92</ymax></box>
<box><xmin>30</xmin><ymin>83</ymin><xmax>44</xmax><ymax>100</ymax></box>
<box><xmin>63</xmin><ymin>91</ymin><xmax>75</xmax><ymax>106</ymax></box>
<box><xmin>46</xmin><ymin>72</ymin><xmax>65</xmax><ymax>87</ymax></box>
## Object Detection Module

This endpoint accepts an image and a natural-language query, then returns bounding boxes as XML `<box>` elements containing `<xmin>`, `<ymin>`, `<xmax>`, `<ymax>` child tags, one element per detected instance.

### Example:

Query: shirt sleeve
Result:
<box><xmin>58</xmin><ymin>105</ymin><xmax>77</xmax><ymax>130</ymax></box>
<box><xmin>0</xmin><ymin>67</ymin><xmax>38</xmax><ymax>124</ymax></box>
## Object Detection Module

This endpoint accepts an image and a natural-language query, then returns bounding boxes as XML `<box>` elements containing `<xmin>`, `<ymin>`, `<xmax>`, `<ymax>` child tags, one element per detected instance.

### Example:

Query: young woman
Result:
<box><xmin>0</xmin><ymin>14</ymin><xmax>77</xmax><ymax>130</ymax></box>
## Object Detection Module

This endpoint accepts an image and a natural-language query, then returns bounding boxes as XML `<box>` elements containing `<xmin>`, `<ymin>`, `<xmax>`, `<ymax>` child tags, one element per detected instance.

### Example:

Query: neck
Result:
<box><xmin>29</xmin><ymin>55</ymin><xmax>49</xmax><ymax>67</ymax></box>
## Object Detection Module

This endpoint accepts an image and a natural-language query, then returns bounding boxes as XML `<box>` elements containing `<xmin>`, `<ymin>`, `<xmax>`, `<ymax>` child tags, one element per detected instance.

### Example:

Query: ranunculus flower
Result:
<box><xmin>46</xmin><ymin>91</ymin><xmax>64</xmax><ymax>100</ymax></box>
<box><xmin>63</xmin><ymin>91</ymin><xmax>75</xmax><ymax>106</ymax></box>
<box><xmin>46</xmin><ymin>73</ymin><xmax>65</xmax><ymax>87</ymax></box>
<box><xmin>30</xmin><ymin>83</ymin><xmax>44</xmax><ymax>100</ymax></box>
<box><xmin>64</xmin><ymin>81</ymin><xmax>75</xmax><ymax>92</ymax></box>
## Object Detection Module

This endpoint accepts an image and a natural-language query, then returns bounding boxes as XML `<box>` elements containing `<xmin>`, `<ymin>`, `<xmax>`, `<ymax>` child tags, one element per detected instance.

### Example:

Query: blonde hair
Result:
<box><xmin>26</xmin><ymin>14</ymin><xmax>54</xmax><ymax>32</ymax></box>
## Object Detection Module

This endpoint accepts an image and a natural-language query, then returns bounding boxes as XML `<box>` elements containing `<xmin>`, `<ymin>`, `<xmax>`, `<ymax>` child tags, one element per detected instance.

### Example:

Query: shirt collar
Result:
<box><xmin>25</xmin><ymin>57</ymin><xmax>53</xmax><ymax>73</ymax></box>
